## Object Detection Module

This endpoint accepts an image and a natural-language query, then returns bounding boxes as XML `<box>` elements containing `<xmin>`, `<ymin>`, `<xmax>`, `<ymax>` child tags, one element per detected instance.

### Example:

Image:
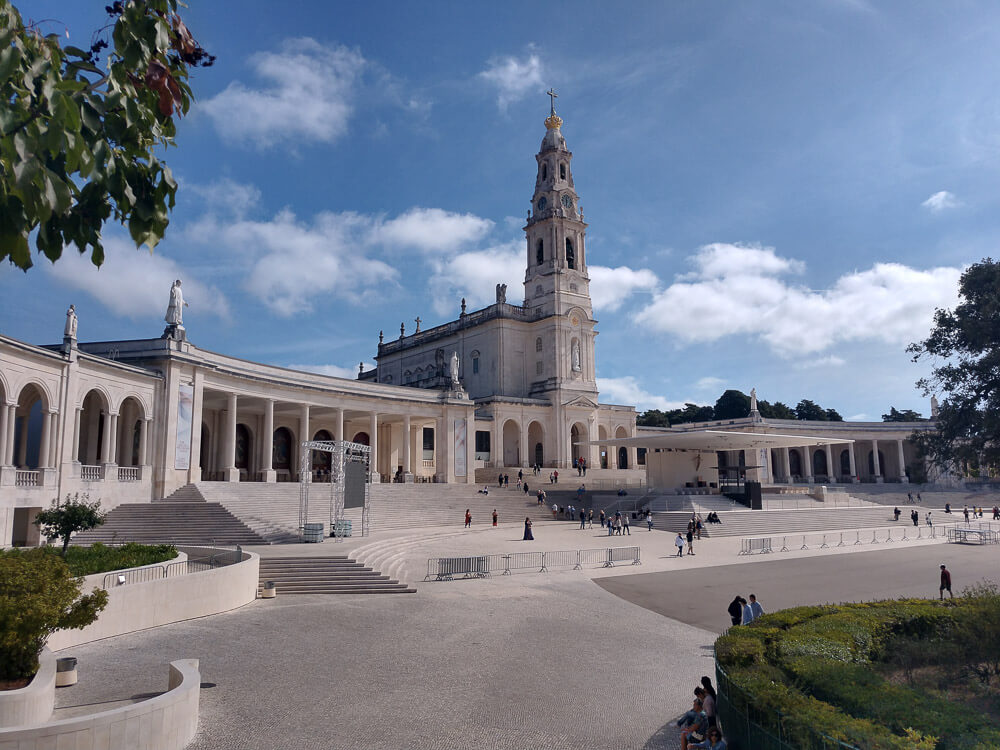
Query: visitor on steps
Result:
<box><xmin>523</xmin><ymin>517</ymin><xmax>533</xmax><ymax>541</ymax></box>
<box><xmin>464</xmin><ymin>509</ymin><xmax>472</xmax><ymax>528</ymax></box>
<box><xmin>675</xmin><ymin>533</ymin><xmax>685</xmax><ymax>557</ymax></box>
<box><xmin>492</xmin><ymin>509</ymin><xmax>498</xmax><ymax>527</ymax></box>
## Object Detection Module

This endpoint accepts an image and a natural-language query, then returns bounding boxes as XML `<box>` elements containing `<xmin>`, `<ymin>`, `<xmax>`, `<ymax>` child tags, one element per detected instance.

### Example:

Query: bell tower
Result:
<box><xmin>523</xmin><ymin>90</ymin><xmax>592</xmax><ymax>318</ymax></box>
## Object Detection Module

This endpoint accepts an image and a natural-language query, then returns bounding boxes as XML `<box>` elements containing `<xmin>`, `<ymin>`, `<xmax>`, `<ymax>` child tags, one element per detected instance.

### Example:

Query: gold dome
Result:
<box><xmin>544</xmin><ymin>113</ymin><xmax>563</xmax><ymax>130</ymax></box>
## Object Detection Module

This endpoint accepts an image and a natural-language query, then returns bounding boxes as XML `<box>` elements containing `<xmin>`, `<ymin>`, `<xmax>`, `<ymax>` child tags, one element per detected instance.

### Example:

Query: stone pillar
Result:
<box><xmin>402</xmin><ymin>414</ymin><xmax>412</xmax><ymax>478</ymax></box>
<box><xmin>0</xmin><ymin>402</ymin><xmax>7</xmax><ymax>468</ymax></box>
<box><xmin>224</xmin><ymin>393</ymin><xmax>239</xmax><ymax>482</ymax></box>
<box><xmin>518</xmin><ymin>425</ymin><xmax>528</xmax><ymax>470</ymax></box>
<box><xmin>261</xmin><ymin>399</ymin><xmax>275</xmax><ymax>482</ymax></box>
<box><xmin>16</xmin><ymin>412</ymin><xmax>28</xmax><ymax>467</ymax></box>
<box><xmin>493</xmin><ymin>415</ymin><xmax>503</xmax><ymax>469</ymax></box>
<box><xmin>896</xmin><ymin>439</ymin><xmax>908</xmax><ymax>483</ymax></box>
<box><xmin>847</xmin><ymin>443</ymin><xmax>857</xmax><ymax>481</ymax></box>
<box><xmin>780</xmin><ymin>447</ymin><xmax>791</xmax><ymax>483</ymax></box>
<box><xmin>139</xmin><ymin>418</ymin><xmax>149</xmax><ymax>466</ymax></box>
<box><xmin>38</xmin><ymin>412</ymin><xmax>52</xmax><ymax>469</ymax></box>
<box><xmin>299</xmin><ymin>404</ymin><xmax>311</xmax><ymax>481</ymax></box>
<box><xmin>587</xmin><ymin>416</ymin><xmax>599</xmax><ymax>471</ymax></box>
<box><xmin>100</xmin><ymin>410</ymin><xmax>113</xmax><ymax>464</ymax></box>
<box><xmin>369</xmin><ymin>412</ymin><xmax>379</xmax><ymax>481</ymax></box>
<box><xmin>334</xmin><ymin>408</ymin><xmax>344</xmax><ymax>443</ymax></box>
<box><xmin>189</xmin><ymin>373</ymin><xmax>205</xmax><ymax>483</ymax></box>
<box><xmin>803</xmin><ymin>446</ymin><xmax>814</xmax><ymax>484</ymax></box>
<box><xmin>71</xmin><ymin>408</ymin><xmax>82</xmax><ymax>464</ymax></box>
<box><xmin>106</xmin><ymin>414</ymin><xmax>119</xmax><ymax>470</ymax></box>
<box><xmin>824</xmin><ymin>444</ymin><xmax>834</xmax><ymax>482</ymax></box>
<box><xmin>434</xmin><ymin>415</ymin><xmax>449</xmax><ymax>483</ymax></box>
<box><xmin>871</xmin><ymin>438</ymin><xmax>882</xmax><ymax>482</ymax></box>
<box><xmin>3</xmin><ymin>403</ymin><xmax>16</xmax><ymax>467</ymax></box>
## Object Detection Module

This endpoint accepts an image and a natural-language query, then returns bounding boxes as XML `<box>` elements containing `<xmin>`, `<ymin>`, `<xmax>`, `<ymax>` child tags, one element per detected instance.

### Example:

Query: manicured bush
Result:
<box><xmin>57</xmin><ymin>543</ymin><xmax>177</xmax><ymax>576</ymax></box>
<box><xmin>33</xmin><ymin>494</ymin><xmax>106</xmax><ymax>555</ymax></box>
<box><xmin>0</xmin><ymin>549</ymin><xmax>107</xmax><ymax>682</ymax></box>
<box><xmin>716</xmin><ymin>594</ymin><xmax>1000</xmax><ymax>749</ymax></box>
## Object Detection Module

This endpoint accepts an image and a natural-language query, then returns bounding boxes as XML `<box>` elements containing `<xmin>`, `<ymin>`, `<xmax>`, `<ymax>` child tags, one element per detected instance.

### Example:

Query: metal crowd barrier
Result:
<box><xmin>738</xmin><ymin>521</ymin><xmax>997</xmax><ymax>556</ymax></box>
<box><xmin>425</xmin><ymin>546</ymin><xmax>640</xmax><ymax>580</ymax></box>
<box><xmin>101</xmin><ymin>546</ymin><xmax>243</xmax><ymax>589</ymax></box>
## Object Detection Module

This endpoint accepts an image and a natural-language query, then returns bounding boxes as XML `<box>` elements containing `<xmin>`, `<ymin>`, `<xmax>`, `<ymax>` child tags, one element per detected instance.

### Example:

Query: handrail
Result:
<box><xmin>738</xmin><ymin>520</ymin><xmax>995</xmax><ymax>555</ymax></box>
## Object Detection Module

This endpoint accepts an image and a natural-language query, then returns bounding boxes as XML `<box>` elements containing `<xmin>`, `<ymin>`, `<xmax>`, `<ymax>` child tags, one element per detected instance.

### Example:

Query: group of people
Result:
<box><xmin>896</xmin><ymin>507</ymin><xmax>935</xmax><ymax>527</ymax></box>
<box><xmin>599</xmin><ymin>509</ymin><xmax>632</xmax><ymax>535</ymax></box>
<box><xmin>676</xmin><ymin>676</ymin><xmax>726</xmax><ymax>749</ymax></box>
<box><xmin>573</xmin><ymin>456</ymin><xmax>588</xmax><ymax>476</ymax></box>
<box><xmin>726</xmin><ymin>594</ymin><xmax>764</xmax><ymax>626</ymax></box>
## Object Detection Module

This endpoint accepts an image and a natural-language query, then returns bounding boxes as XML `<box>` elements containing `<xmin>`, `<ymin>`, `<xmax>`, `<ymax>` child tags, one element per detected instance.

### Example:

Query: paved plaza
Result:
<box><xmin>51</xmin><ymin>518</ymin><xmax>1000</xmax><ymax>749</ymax></box>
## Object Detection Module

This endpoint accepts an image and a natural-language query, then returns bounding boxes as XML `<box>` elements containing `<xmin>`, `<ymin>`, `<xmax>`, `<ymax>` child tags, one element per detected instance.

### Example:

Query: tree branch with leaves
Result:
<box><xmin>0</xmin><ymin>0</ymin><xmax>213</xmax><ymax>270</ymax></box>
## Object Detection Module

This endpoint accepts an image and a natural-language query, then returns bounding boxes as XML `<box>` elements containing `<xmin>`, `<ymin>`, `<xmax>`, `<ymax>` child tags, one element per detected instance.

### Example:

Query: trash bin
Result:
<box><xmin>261</xmin><ymin>581</ymin><xmax>276</xmax><ymax>599</ymax></box>
<box><xmin>303</xmin><ymin>523</ymin><xmax>324</xmax><ymax>543</ymax></box>
<box><xmin>56</xmin><ymin>657</ymin><xmax>78</xmax><ymax>687</ymax></box>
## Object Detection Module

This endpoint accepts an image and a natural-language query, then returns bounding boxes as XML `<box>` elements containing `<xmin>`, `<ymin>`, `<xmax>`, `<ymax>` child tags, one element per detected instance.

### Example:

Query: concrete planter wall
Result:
<box><xmin>48</xmin><ymin>551</ymin><xmax>260</xmax><ymax>651</ymax></box>
<box><xmin>0</xmin><ymin>648</ymin><xmax>55</xmax><ymax>729</ymax></box>
<box><xmin>0</xmin><ymin>659</ymin><xmax>200</xmax><ymax>750</ymax></box>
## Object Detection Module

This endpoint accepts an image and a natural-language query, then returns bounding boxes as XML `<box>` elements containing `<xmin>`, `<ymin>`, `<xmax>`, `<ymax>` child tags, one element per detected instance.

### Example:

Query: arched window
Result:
<box><xmin>565</xmin><ymin>238</ymin><xmax>575</xmax><ymax>269</ymax></box>
<box><xmin>541</xmin><ymin>163</ymin><xmax>548</xmax><ymax>181</ymax></box>
<box><xmin>471</xmin><ymin>350</ymin><xmax>480</xmax><ymax>375</ymax></box>
<box><xmin>536</xmin><ymin>239</ymin><xmax>544</xmax><ymax>265</ymax></box>
<box><xmin>559</xmin><ymin>162</ymin><xmax>566</xmax><ymax>180</ymax></box>
<box><xmin>535</xmin><ymin>337</ymin><xmax>543</xmax><ymax>352</ymax></box>
<box><xmin>404</xmin><ymin>370</ymin><xmax>411</xmax><ymax>384</ymax></box>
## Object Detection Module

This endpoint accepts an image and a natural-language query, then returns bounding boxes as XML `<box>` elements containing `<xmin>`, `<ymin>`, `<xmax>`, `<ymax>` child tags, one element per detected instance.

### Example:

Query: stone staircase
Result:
<box><xmin>650</xmin><ymin>505</ymin><xmax>907</xmax><ymax>538</ymax></box>
<box><xmin>158</xmin><ymin>481</ymin><xmax>553</xmax><ymax>542</ymax></box>
<box><xmin>73</xmin><ymin>502</ymin><xmax>267</xmax><ymax>546</ymax></box>
<box><xmin>258</xmin><ymin>556</ymin><xmax>414</xmax><ymax>594</ymax></box>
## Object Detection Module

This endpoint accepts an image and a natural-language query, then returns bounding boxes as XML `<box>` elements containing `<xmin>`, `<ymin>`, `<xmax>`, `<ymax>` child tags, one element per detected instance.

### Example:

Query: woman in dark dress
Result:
<box><xmin>523</xmin><ymin>517</ymin><xmax>534</xmax><ymax>541</ymax></box>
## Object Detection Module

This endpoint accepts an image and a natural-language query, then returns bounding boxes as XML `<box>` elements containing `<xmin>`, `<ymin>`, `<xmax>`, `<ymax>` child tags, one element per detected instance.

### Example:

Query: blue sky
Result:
<box><xmin>3</xmin><ymin>0</ymin><xmax>998</xmax><ymax>420</ymax></box>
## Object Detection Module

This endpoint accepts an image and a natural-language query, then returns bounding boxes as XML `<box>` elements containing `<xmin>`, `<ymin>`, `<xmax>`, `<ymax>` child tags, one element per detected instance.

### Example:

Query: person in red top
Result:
<box><xmin>939</xmin><ymin>564</ymin><xmax>952</xmax><ymax>599</ymax></box>
<box><xmin>465</xmin><ymin>509</ymin><xmax>472</xmax><ymax>528</ymax></box>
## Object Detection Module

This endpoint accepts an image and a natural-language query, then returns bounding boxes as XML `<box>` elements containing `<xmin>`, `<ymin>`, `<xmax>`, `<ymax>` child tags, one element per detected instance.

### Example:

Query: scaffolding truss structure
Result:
<box><xmin>298</xmin><ymin>440</ymin><xmax>372</xmax><ymax>541</ymax></box>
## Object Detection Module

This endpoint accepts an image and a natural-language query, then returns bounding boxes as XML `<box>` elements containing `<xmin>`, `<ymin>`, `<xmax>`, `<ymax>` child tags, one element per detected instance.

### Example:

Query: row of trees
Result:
<box><xmin>637</xmin><ymin>390</ymin><xmax>845</xmax><ymax>427</ymax></box>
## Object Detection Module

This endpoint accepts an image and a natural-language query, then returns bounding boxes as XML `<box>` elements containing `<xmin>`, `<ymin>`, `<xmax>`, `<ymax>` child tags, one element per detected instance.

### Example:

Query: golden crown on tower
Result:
<box><xmin>544</xmin><ymin>113</ymin><xmax>563</xmax><ymax>130</ymax></box>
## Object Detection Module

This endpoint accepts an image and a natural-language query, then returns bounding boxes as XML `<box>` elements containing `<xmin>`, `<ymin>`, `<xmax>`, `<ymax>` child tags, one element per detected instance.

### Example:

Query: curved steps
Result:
<box><xmin>258</xmin><ymin>556</ymin><xmax>414</xmax><ymax>595</ymax></box>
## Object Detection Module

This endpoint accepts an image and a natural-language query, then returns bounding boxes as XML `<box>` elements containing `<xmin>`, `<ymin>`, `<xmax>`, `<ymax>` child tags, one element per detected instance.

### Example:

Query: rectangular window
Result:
<box><xmin>473</xmin><ymin>358</ymin><xmax>479</xmax><ymax>374</ymax></box>
<box><xmin>536</xmin><ymin>361</ymin><xmax>543</xmax><ymax>375</ymax></box>
<box><xmin>637</xmin><ymin>447</ymin><xmax>647</xmax><ymax>466</ymax></box>
<box><xmin>475</xmin><ymin>430</ymin><xmax>491</xmax><ymax>461</ymax></box>
<box><xmin>422</xmin><ymin>427</ymin><xmax>434</xmax><ymax>460</ymax></box>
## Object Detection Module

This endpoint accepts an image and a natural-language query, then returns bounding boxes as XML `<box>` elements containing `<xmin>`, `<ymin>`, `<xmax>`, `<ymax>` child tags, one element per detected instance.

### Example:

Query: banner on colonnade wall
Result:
<box><xmin>174</xmin><ymin>383</ymin><xmax>193</xmax><ymax>470</ymax></box>
<box><xmin>760</xmin><ymin>448</ymin><xmax>769</xmax><ymax>481</ymax></box>
<box><xmin>454</xmin><ymin>419</ymin><xmax>467</xmax><ymax>477</ymax></box>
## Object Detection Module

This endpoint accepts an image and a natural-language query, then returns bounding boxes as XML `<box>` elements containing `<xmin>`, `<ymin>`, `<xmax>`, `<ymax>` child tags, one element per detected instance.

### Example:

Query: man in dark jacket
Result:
<box><xmin>727</xmin><ymin>596</ymin><xmax>745</xmax><ymax>626</ymax></box>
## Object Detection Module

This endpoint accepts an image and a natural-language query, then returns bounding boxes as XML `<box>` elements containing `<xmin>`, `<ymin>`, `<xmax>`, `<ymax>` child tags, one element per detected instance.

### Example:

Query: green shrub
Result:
<box><xmin>0</xmin><ymin>549</ymin><xmax>107</xmax><ymax>682</ymax></box>
<box><xmin>33</xmin><ymin>494</ymin><xmax>105</xmax><ymax>556</ymax></box>
<box><xmin>715</xmin><ymin>631</ymin><xmax>766</xmax><ymax>667</ymax></box>
<box><xmin>57</xmin><ymin>543</ymin><xmax>177</xmax><ymax>576</ymax></box>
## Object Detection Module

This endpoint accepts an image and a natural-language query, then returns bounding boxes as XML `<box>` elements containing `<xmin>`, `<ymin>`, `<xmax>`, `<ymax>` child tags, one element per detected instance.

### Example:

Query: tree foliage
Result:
<box><xmin>636</xmin><ymin>390</ymin><xmax>846</xmax><ymax>426</ymax></box>
<box><xmin>0</xmin><ymin>0</ymin><xmax>212</xmax><ymax>270</ymax></box>
<box><xmin>908</xmin><ymin>259</ymin><xmax>1000</xmax><ymax>472</ymax></box>
<box><xmin>714</xmin><ymin>389</ymin><xmax>751</xmax><ymax>420</ymax></box>
<box><xmin>883</xmin><ymin>407</ymin><xmax>925</xmax><ymax>423</ymax></box>
<box><xmin>33</xmin><ymin>493</ymin><xmax>106</xmax><ymax>555</ymax></box>
<box><xmin>0</xmin><ymin>548</ymin><xmax>107</xmax><ymax>681</ymax></box>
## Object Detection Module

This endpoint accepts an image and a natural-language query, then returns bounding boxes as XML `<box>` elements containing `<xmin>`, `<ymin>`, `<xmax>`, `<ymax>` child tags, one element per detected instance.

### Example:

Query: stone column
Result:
<box><xmin>261</xmin><ymin>399</ymin><xmax>275</xmax><ymax>482</ymax></box>
<box><xmin>3</xmin><ymin>403</ymin><xmax>16</xmax><ymax>466</ymax></box>
<box><xmin>493</xmin><ymin>415</ymin><xmax>503</xmax><ymax>469</ymax></box>
<box><xmin>434</xmin><ymin>414</ymin><xmax>449</xmax><ymax>483</ymax></box>
<box><xmin>334</xmin><ymin>408</ymin><xmax>344</xmax><ymax>442</ymax></box>
<box><xmin>0</xmin><ymin>402</ymin><xmax>7</xmax><ymax>468</ymax></box>
<box><xmin>71</xmin><ymin>408</ymin><xmax>82</xmax><ymax>464</ymax></box>
<box><xmin>780</xmin><ymin>447</ymin><xmax>791</xmax><ymax>483</ymax></box>
<box><xmin>139</xmin><ymin>419</ymin><xmax>149</xmax><ymax>466</ymax></box>
<box><xmin>847</xmin><ymin>443</ymin><xmax>857</xmax><ymax>482</ymax></box>
<box><xmin>189</xmin><ymin>373</ymin><xmax>205</xmax><ymax>482</ymax></box>
<box><xmin>824</xmin><ymin>444</ymin><xmax>834</xmax><ymax>482</ymax></box>
<box><xmin>16</xmin><ymin>412</ymin><xmax>28</xmax><ymax>467</ymax></box>
<box><xmin>100</xmin><ymin>410</ymin><xmax>113</xmax><ymax>464</ymax></box>
<box><xmin>871</xmin><ymin>438</ymin><xmax>882</xmax><ymax>482</ymax></box>
<box><xmin>518</xmin><ymin>424</ymin><xmax>528</xmax><ymax>469</ymax></box>
<box><xmin>402</xmin><ymin>414</ymin><xmax>412</xmax><ymax>478</ymax></box>
<box><xmin>803</xmin><ymin>446</ymin><xmax>814</xmax><ymax>484</ymax></box>
<box><xmin>299</xmin><ymin>404</ymin><xmax>311</xmax><ymax>481</ymax></box>
<box><xmin>224</xmin><ymin>393</ymin><xmax>239</xmax><ymax>482</ymax></box>
<box><xmin>38</xmin><ymin>412</ymin><xmax>52</xmax><ymax>469</ymax></box>
<box><xmin>587</xmin><ymin>416</ymin><xmax>599</xmax><ymax>471</ymax></box>
<box><xmin>106</xmin><ymin>414</ymin><xmax>119</xmax><ymax>471</ymax></box>
<box><xmin>369</xmin><ymin>412</ymin><xmax>379</xmax><ymax>481</ymax></box>
<box><xmin>896</xmin><ymin>439</ymin><xmax>908</xmax><ymax>483</ymax></box>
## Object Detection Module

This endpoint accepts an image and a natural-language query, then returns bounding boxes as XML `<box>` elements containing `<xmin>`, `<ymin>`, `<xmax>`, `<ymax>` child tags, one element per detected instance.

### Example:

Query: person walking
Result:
<box><xmin>523</xmin><ymin>517</ymin><xmax>534</xmax><ymax>541</ymax></box>
<box><xmin>741</xmin><ymin>599</ymin><xmax>755</xmax><ymax>625</ymax></box>
<box><xmin>926</xmin><ymin>511</ymin><xmax>933</xmax><ymax>526</ymax></box>
<box><xmin>675</xmin><ymin>533</ymin><xmax>685</xmax><ymax>557</ymax></box>
<box><xmin>579</xmin><ymin>508</ymin><xmax>587</xmax><ymax>530</ymax></box>
<box><xmin>553</xmin><ymin>470</ymin><xmax>558</xmax><ymax>484</ymax></box>
<box><xmin>647</xmin><ymin>513</ymin><xmax>654</xmax><ymax>531</ymax></box>
<box><xmin>686</xmin><ymin>528</ymin><xmax>695</xmax><ymax>555</ymax></box>
<box><xmin>747</xmin><ymin>594</ymin><xmax>764</xmax><ymax>620</ymax></box>
<box><xmin>587</xmin><ymin>508</ymin><xmax>594</xmax><ymax>529</ymax></box>
<box><xmin>608</xmin><ymin>517</ymin><xmax>615</xmax><ymax>537</ymax></box>
<box><xmin>727</xmin><ymin>596</ymin><xmax>745</xmax><ymax>627</ymax></box>
<box><xmin>518</xmin><ymin>469</ymin><xmax>523</xmax><ymax>484</ymax></box>
<box><xmin>622</xmin><ymin>512</ymin><xmax>631</xmax><ymax>535</ymax></box>
<box><xmin>523</xmin><ymin>481</ymin><xmax>530</xmax><ymax>496</ymax></box>
<box><xmin>551</xmin><ymin>502</ymin><xmax>558</xmax><ymax>520</ymax></box>
<box><xmin>599</xmin><ymin>509</ymin><xmax>606</xmax><ymax>527</ymax></box>
<box><xmin>964</xmin><ymin>505</ymin><xmax>970</xmax><ymax>523</ymax></box>
<box><xmin>498</xmin><ymin>473</ymin><xmax>503</xmax><ymax>488</ymax></box>
<box><xmin>696</xmin><ymin>514</ymin><xmax>704</xmax><ymax>540</ymax></box>
<box><xmin>492</xmin><ymin>509</ymin><xmax>498</xmax><ymax>527</ymax></box>
<box><xmin>911</xmin><ymin>509</ymin><xmax>919</xmax><ymax>527</ymax></box>
<box><xmin>939</xmin><ymin>564</ymin><xmax>952</xmax><ymax>599</ymax></box>
<box><xmin>994</xmin><ymin>505</ymin><xmax>999</xmax><ymax>520</ymax></box>
<box><xmin>464</xmin><ymin>509</ymin><xmax>472</xmax><ymax>528</ymax></box>
<box><xmin>893</xmin><ymin>506</ymin><xmax>901</xmax><ymax>522</ymax></box>
<box><xmin>504</xmin><ymin>474</ymin><xmax>509</xmax><ymax>488</ymax></box>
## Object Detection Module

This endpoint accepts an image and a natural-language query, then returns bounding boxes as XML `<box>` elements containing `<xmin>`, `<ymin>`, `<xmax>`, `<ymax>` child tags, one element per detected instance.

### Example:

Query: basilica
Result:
<box><xmin>0</xmin><ymin>101</ymin><xmax>933</xmax><ymax>547</ymax></box>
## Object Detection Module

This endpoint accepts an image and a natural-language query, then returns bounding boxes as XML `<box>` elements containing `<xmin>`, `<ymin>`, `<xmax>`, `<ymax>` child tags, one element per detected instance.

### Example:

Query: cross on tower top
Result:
<box><xmin>546</xmin><ymin>88</ymin><xmax>558</xmax><ymax>115</ymax></box>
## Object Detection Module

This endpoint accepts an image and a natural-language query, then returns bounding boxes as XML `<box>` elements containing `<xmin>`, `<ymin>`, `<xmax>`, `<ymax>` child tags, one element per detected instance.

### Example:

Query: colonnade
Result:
<box><xmin>767</xmin><ymin>437</ymin><xmax>910</xmax><ymax>484</ymax></box>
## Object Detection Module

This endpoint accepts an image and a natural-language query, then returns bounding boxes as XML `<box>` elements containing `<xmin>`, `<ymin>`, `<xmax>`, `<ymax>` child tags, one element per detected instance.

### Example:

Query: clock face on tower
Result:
<box><xmin>537</xmin><ymin>196</ymin><xmax>547</xmax><ymax>211</ymax></box>
<box><xmin>561</xmin><ymin>194</ymin><xmax>573</xmax><ymax>209</ymax></box>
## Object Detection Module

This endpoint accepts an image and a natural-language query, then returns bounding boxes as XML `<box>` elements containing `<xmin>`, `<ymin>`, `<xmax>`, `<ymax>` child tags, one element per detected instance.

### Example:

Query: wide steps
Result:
<box><xmin>74</xmin><ymin>502</ymin><xmax>266</xmax><ymax>546</ymax></box>
<box><xmin>258</xmin><ymin>556</ymin><xmax>414</xmax><ymax>595</ymax></box>
<box><xmin>651</xmin><ymin>506</ymin><xmax>904</xmax><ymax>538</ymax></box>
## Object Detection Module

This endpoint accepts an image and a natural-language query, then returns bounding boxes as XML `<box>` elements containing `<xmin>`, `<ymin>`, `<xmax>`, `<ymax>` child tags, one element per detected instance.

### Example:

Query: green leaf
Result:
<box><xmin>0</xmin><ymin>44</ymin><xmax>21</xmax><ymax>84</ymax></box>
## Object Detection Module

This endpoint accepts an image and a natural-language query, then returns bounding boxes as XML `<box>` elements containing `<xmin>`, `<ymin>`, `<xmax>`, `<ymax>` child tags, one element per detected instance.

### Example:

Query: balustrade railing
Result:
<box><xmin>81</xmin><ymin>464</ymin><xmax>103</xmax><ymax>481</ymax></box>
<box><xmin>118</xmin><ymin>466</ymin><xmax>140</xmax><ymax>482</ymax></box>
<box><xmin>14</xmin><ymin>470</ymin><xmax>40</xmax><ymax>487</ymax></box>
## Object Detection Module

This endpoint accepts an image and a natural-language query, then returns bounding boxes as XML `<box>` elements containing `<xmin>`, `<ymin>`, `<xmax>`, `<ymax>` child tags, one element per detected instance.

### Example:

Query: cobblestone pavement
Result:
<box><xmin>56</xmin><ymin>577</ymin><xmax>712</xmax><ymax>749</ymax></box>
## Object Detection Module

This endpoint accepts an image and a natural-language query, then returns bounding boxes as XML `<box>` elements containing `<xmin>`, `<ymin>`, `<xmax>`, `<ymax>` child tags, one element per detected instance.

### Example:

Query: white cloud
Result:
<box><xmin>588</xmin><ymin>265</ymin><xmax>659</xmax><ymax>312</ymax></box>
<box><xmin>847</xmin><ymin>412</ymin><xmax>868</xmax><ymax>421</ymax></box>
<box><xmin>188</xmin><ymin>178</ymin><xmax>261</xmax><ymax>219</ymax></box>
<box><xmin>287</xmin><ymin>363</ymin><xmax>367</xmax><ymax>380</ymax></box>
<box><xmin>479</xmin><ymin>53</ymin><xmax>543</xmax><ymax>111</ymax></box>
<box><xmin>597</xmin><ymin>376</ymin><xmax>688</xmax><ymax>411</ymax></box>
<box><xmin>635</xmin><ymin>242</ymin><xmax>962</xmax><ymax>357</ymax></box>
<box><xmin>200</xmin><ymin>38</ymin><xmax>365</xmax><ymax>149</ymax></box>
<box><xmin>921</xmin><ymin>190</ymin><xmax>960</xmax><ymax>213</ymax></box>
<box><xmin>374</xmin><ymin>208</ymin><xmax>493</xmax><ymax>254</ymax></box>
<box><xmin>46</xmin><ymin>236</ymin><xmax>230</xmax><ymax>321</ymax></box>
<box><xmin>695</xmin><ymin>376</ymin><xmax>726</xmax><ymax>392</ymax></box>
<box><xmin>189</xmin><ymin>207</ymin><xmax>397</xmax><ymax>317</ymax></box>
<box><xmin>426</xmin><ymin>240</ymin><xmax>524</xmax><ymax>315</ymax></box>
<box><xmin>793</xmin><ymin>355</ymin><xmax>846</xmax><ymax>370</ymax></box>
